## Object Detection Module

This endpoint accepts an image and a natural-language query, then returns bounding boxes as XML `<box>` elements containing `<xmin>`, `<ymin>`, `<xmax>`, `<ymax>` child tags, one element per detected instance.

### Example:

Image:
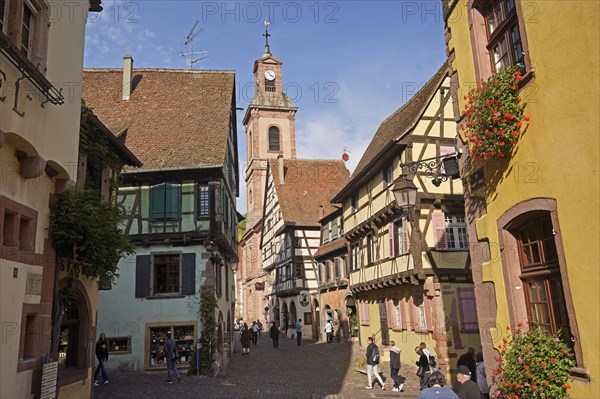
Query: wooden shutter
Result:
<box><xmin>388</xmin><ymin>222</ymin><xmax>395</xmax><ymax>258</ymax></box>
<box><xmin>402</xmin><ymin>216</ymin><xmax>410</xmax><ymax>254</ymax></box>
<box><xmin>459</xmin><ymin>288</ymin><xmax>478</xmax><ymax>331</ymax></box>
<box><xmin>400</xmin><ymin>298</ymin><xmax>408</xmax><ymax>330</ymax></box>
<box><xmin>432</xmin><ymin>211</ymin><xmax>447</xmax><ymax>250</ymax></box>
<box><xmin>425</xmin><ymin>295</ymin><xmax>434</xmax><ymax>332</ymax></box>
<box><xmin>408</xmin><ymin>295</ymin><xmax>415</xmax><ymax>330</ymax></box>
<box><xmin>135</xmin><ymin>255</ymin><xmax>151</xmax><ymax>297</ymax></box>
<box><xmin>181</xmin><ymin>253</ymin><xmax>196</xmax><ymax>295</ymax></box>
<box><xmin>165</xmin><ymin>183</ymin><xmax>181</xmax><ymax>219</ymax></box>
<box><xmin>149</xmin><ymin>183</ymin><xmax>166</xmax><ymax>219</ymax></box>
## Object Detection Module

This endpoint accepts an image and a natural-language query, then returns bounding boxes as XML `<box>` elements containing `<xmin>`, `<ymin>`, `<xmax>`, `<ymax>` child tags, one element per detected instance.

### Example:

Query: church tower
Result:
<box><xmin>242</xmin><ymin>24</ymin><xmax>297</xmax><ymax>230</ymax></box>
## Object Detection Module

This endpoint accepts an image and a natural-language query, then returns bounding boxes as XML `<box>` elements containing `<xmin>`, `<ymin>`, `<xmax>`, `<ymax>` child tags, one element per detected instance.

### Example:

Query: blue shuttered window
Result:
<box><xmin>150</xmin><ymin>183</ymin><xmax>181</xmax><ymax>219</ymax></box>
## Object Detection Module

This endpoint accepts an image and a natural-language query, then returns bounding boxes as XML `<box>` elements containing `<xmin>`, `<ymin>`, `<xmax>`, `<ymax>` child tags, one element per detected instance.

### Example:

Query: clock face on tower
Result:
<box><xmin>264</xmin><ymin>69</ymin><xmax>276</xmax><ymax>81</ymax></box>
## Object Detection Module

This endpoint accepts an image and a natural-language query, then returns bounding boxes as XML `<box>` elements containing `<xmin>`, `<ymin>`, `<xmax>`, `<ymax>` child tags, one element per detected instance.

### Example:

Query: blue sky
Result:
<box><xmin>84</xmin><ymin>1</ymin><xmax>449</xmax><ymax>212</ymax></box>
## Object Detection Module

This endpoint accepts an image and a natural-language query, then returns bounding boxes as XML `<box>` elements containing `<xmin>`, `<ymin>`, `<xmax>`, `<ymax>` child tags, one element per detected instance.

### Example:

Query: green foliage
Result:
<box><xmin>462</xmin><ymin>65</ymin><xmax>529</xmax><ymax>160</ymax></box>
<box><xmin>198</xmin><ymin>284</ymin><xmax>217</xmax><ymax>374</ymax></box>
<box><xmin>50</xmin><ymin>187</ymin><xmax>134</xmax><ymax>283</ymax></box>
<box><xmin>492</xmin><ymin>324</ymin><xmax>575</xmax><ymax>399</ymax></box>
<box><xmin>237</xmin><ymin>216</ymin><xmax>246</xmax><ymax>241</ymax></box>
<box><xmin>79</xmin><ymin>106</ymin><xmax>123</xmax><ymax>193</ymax></box>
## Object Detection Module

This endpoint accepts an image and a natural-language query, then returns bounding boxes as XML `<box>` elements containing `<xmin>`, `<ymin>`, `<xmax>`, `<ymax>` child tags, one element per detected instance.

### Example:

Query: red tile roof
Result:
<box><xmin>271</xmin><ymin>159</ymin><xmax>350</xmax><ymax>227</ymax></box>
<box><xmin>82</xmin><ymin>69</ymin><xmax>235</xmax><ymax>171</ymax></box>
<box><xmin>314</xmin><ymin>237</ymin><xmax>347</xmax><ymax>259</ymax></box>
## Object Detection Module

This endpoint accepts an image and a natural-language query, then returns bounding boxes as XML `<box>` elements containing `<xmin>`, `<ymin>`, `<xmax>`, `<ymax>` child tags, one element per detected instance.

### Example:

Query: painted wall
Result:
<box><xmin>446</xmin><ymin>1</ymin><xmax>599</xmax><ymax>396</ymax></box>
<box><xmin>96</xmin><ymin>244</ymin><xmax>206</xmax><ymax>371</ymax></box>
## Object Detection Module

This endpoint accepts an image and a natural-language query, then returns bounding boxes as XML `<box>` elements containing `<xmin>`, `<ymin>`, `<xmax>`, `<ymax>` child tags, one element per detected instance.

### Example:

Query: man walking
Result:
<box><xmin>456</xmin><ymin>365</ymin><xmax>482</xmax><ymax>399</ymax></box>
<box><xmin>324</xmin><ymin>319</ymin><xmax>333</xmax><ymax>343</ymax></box>
<box><xmin>389</xmin><ymin>341</ymin><xmax>404</xmax><ymax>392</ymax></box>
<box><xmin>365</xmin><ymin>337</ymin><xmax>385</xmax><ymax>390</ymax></box>
<box><xmin>295</xmin><ymin>318</ymin><xmax>303</xmax><ymax>346</ymax></box>
<box><xmin>269</xmin><ymin>321</ymin><xmax>279</xmax><ymax>349</ymax></box>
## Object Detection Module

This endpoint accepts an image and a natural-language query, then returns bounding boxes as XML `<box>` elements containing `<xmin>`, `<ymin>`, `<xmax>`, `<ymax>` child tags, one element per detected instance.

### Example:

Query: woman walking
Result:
<box><xmin>94</xmin><ymin>333</ymin><xmax>109</xmax><ymax>386</ymax></box>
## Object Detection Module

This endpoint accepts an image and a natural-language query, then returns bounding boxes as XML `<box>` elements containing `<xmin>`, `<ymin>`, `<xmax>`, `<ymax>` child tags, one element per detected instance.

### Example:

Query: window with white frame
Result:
<box><xmin>0</xmin><ymin>0</ymin><xmax>7</xmax><ymax>33</ymax></box>
<box><xmin>390</xmin><ymin>216</ymin><xmax>410</xmax><ymax>257</ymax></box>
<box><xmin>351</xmin><ymin>244</ymin><xmax>360</xmax><ymax>271</ymax></box>
<box><xmin>445</xmin><ymin>214</ymin><xmax>469</xmax><ymax>250</ymax></box>
<box><xmin>391</xmin><ymin>298</ymin><xmax>404</xmax><ymax>330</ymax></box>
<box><xmin>384</xmin><ymin>163</ymin><xmax>393</xmax><ymax>186</ymax></box>
<box><xmin>413</xmin><ymin>294</ymin><xmax>427</xmax><ymax>332</ymax></box>
<box><xmin>21</xmin><ymin>2</ymin><xmax>34</xmax><ymax>58</ymax></box>
<box><xmin>360</xmin><ymin>300</ymin><xmax>370</xmax><ymax>325</ymax></box>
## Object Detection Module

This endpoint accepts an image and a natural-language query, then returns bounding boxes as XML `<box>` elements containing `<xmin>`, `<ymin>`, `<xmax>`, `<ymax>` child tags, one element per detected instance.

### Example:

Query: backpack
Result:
<box><xmin>372</xmin><ymin>347</ymin><xmax>380</xmax><ymax>364</ymax></box>
<box><xmin>428</xmin><ymin>354</ymin><xmax>437</xmax><ymax>368</ymax></box>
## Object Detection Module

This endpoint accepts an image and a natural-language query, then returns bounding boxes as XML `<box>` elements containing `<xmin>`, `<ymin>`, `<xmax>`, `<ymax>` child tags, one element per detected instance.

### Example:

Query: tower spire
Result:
<box><xmin>263</xmin><ymin>21</ymin><xmax>271</xmax><ymax>56</ymax></box>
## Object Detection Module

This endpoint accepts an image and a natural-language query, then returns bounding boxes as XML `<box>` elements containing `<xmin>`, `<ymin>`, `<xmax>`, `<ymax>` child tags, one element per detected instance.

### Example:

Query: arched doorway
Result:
<box><xmin>345</xmin><ymin>295</ymin><xmax>358</xmax><ymax>338</ymax></box>
<box><xmin>281</xmin><ymin>302</ymin><xmax>288</xmax><ymax>336</ymax></box>
<box><xmin>57</xmin><ymin>280</ymin><xmax>92</xmax><ymax>373</ymax></box>
<box><xmin>217</xmin><ymin>311</ymin><xmax>224</xmax><ymax>355</ymax></box>
<box><xmin>313</xmin><ymin>299</ymin><xmax>321</xmax><ymax>342</ymax></box>
<box><xmin>289</xmin><ymin>301</ymin><xmax>297</xmax><ymax>336</ymax></box>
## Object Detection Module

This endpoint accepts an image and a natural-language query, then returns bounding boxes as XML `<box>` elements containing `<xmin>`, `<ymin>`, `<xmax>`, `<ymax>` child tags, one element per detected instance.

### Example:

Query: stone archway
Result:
<box><xmin>217</xmin><ymin>311</ymin><xmax>224</xmax><ymax>355</ymax></box>
<box><xmin>313</xmin><ymin>299</ymin><xmax>321</xmax><ymax>342</ymax></box>
<box><xmin>289</xmin><ymin>301</ymin><xmax>297</xmax><ymax>334</ymax></box>
<box><xmin>345</xmin><ymin>295</ymin><xmax>358</xmax><ymax>338</ymax></box>
<box><xmin>281</xmin><ymin>302</ymin><xmax>289</xmax><ymax>336</ymax></box>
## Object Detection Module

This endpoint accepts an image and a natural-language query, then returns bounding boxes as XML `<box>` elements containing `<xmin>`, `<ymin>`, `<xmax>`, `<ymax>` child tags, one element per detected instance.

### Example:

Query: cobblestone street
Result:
<box><xmin>92</xmin><ymin>336</ymin><xmax>422</xmax><ymax>399</ymax></box>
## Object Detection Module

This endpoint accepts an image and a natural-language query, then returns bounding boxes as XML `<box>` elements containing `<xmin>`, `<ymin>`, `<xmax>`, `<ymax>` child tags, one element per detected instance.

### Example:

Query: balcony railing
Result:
<box><xmin>274</xmin><ymin>277</ymin><xmax>304</xmax><ymax>297</ymax></box>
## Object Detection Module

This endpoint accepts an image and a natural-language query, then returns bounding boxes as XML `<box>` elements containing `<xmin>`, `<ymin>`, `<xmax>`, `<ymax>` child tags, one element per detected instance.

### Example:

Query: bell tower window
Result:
<box><xmin>268</xmin><ymin>126</ymin><xmax>280</xmax><ymax>151</ymax></box>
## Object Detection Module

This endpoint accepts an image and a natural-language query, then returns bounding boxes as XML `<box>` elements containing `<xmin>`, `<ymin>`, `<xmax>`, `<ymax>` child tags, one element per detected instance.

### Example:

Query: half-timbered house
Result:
<box><xmin>262</xmin><ymin>157</ymin><xmax>349</xmax><ymax>340</ymax></box>
<box><xmin>331</xmin><ymin>63</ymin><xmax>481</xmax><ymax>376</ymax></box>
<box><xmin>82</xmin><ymin>57</ymin><xmax>239</xmax><ymax>372</ymax></box>
<box><xmin>314</xmin><ymin>207</ymin><xmax>354</xmax><ymax>342</ymax></box>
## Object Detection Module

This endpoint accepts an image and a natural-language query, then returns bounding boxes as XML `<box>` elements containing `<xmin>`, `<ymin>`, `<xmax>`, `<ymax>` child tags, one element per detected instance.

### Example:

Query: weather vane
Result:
<box><xmin>263</xmin><ymin>21</ymin><xmax>271</xmax><ymax>56</ymax></box>
<box><xmin>179</xmin><ymin>20</ymin><xmax>209</xmax><ymax>69</ymax></box>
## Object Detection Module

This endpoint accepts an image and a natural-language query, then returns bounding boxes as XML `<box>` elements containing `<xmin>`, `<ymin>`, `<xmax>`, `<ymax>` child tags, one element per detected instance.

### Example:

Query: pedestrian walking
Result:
<box><xmin>240</xmin><ymin>323</ymin><xmax>252</xmax><ymax>355</ymax></box>
<box><xmin>389</xmin><ymin>341</ymin><xmax>405</xmax><ymax>392</ymax></box>
<box><xmin>415</xmin><ymin>347</ymin><xmax>432</xmax><ymax>390</ymax></box>
<box><xmin>365</xmin><ymin>337</ymin><xmax>385</xmax><ymax>390</ymax></box>
<box><xmin>257</xmin><ymin>320</ymin><xmax>263</xmax><ymax>339</ymax></box>
<box><xmin>456</xmin><ymin>365</ymin><xmax>482</xmax><ymax>399</ymax></box>
<box><xmin>269</xmin><ymin>321</ymin><xmax>279</xmax><ymax>348</ymax></box>
<box><xmin>476</xmin><ymin>353</ymin><xmax>490</xmax><ymax>399</ymax></box>
<box><xmin>457</xmin><ymin>347</ymin><xmax>477</xmax><ymax>382</ymax></box>
<box><xmin>324</xmin><ymin>319</ymin><xmax>333</xmax><ymax>343</ymax></box>
<box><xmin>93</xmin><ymin>333</ymin><xmax>109</xmax><ymax>386</ymax></box>
<box><xmin>417</xmin><ymin>371</ymin><xmax>458</xmax><ymax>399</ymax></box>
<box><xmin>251</xmin><ymin>321</ymin><xmax>259</xmax><ymax>345</ymax></box>
<box><xmin>164</xmin><ymin>332</ymin><xmax>181</xmax><ymax>383</ymax></box>
<box><xmin>295</xmin><ymin>318</ymin><xmax>303</xmax><ymax>346</ymax></box>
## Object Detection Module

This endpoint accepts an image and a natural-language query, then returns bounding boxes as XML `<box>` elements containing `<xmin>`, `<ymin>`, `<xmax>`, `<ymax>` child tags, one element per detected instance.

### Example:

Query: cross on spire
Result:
<box><xmin>263</xmin><ymin>21</ymin><xmax>271</xmax><ymax>56</ymax></box>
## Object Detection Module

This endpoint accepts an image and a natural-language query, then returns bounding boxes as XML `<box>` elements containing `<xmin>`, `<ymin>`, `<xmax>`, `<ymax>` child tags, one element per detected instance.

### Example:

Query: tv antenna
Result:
<box><xmin>179</xmin><ymin>20</ymin><xmax>209</xmax><ymax>69</ymax></box>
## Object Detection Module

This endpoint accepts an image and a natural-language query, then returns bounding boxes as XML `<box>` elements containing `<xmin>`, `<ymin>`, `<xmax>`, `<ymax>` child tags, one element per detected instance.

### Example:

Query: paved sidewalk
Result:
<box><xmin>92</xmin><ymin>335</ymin><xmax>422</xmax><ymax>399</ymax></box>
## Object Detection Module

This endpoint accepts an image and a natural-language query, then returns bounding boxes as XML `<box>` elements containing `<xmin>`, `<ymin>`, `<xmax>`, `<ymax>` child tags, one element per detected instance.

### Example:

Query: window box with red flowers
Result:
<box><xmin>462</xmin><ymin>65</ymin><xmax>530</xmax><ymax>160</ymax></box>
<box><xmin>491</xmin><ymin>323</ymin><xmax>575</xmax><ymax>399</ymax></box>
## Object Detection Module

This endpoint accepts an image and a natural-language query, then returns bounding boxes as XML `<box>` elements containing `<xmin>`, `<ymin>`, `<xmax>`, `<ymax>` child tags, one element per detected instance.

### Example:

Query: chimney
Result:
<box><xmin>318</xmin><ymin>205</ymin><xmax>324</xmax><ymax>220</ymax></box>
<box><xmin>277</xmin><ymin>154</ymin><xmax>285</xmax><ymax>184</ymax></box>
<box><xmin>122</xmin><ymin>55</ymin><xmax>134</xmax><ymax>100</ymax></box>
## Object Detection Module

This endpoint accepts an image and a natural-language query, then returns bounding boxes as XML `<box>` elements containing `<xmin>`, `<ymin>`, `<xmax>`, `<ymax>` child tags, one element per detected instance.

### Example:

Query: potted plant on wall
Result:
<box><xmin>462</xmin><ymin>65</ymin><xmax>530</xmax><ymax>160</ymax></box>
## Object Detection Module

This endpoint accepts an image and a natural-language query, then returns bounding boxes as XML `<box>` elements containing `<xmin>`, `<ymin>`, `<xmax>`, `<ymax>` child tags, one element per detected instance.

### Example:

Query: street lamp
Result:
<box><xmin>391</xmin><ymin>176</ymin><xmax>418</xmax><ymax>210</ymax></box>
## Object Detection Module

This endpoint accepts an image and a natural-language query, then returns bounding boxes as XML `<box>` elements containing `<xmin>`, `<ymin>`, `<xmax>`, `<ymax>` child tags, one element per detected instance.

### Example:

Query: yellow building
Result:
<box><xmin>1</xmin><ymin>1</ymin><xmax>102</xmax><ymax>398</ymax></box>
<box><xmin>443</xmin><ymin>1</ymin><xmax>599</xmax><ymax>396</ymax></box>
<box><xmin>332</xmin><ymin>64</ymin><xmax>481</xmax><ymax>378</ymax></box>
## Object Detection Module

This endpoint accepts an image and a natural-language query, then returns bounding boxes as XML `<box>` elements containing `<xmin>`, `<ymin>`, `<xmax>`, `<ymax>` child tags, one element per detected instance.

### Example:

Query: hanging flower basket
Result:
<box><xmin>462</xmin><ymin>65</ymin><xmax>530</xmax><ymax>160</ymax></box>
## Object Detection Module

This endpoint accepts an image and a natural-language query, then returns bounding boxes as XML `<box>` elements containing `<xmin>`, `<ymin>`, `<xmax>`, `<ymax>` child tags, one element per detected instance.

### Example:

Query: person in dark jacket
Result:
<box><xmin>94</xmin><ymin>333</ymin><xmax>109</xmax><ymax>386</ymax></box>
<box><xmin>269</xmin><ymin>321</ymin><xmax>279</xmax><ymax>348</ymax></box>
<box><xmin>456</xmin><ymin>365</ymin><xmax>482</xmax><ymax>399</ymax></box>
<box><xmin>415</xmin><ymin>347</ymin><xmax>432</xmax><ymax>390</ymax></box>
<box><xmin>240</xmin><ymin>323</ymin><xmax>252</xmax><ymax>355</ymax></box>
<box><xmin>365</xmin><ymin>337</ymin><xmax>385</xmax><ymax>390</ymax></box>
<box><xmin>164</xmin><ymin>331</ymin><xmax>181</xmax><ymax>383</ymax></box>
<box><xmin>457</xmin><ymin>347</ymin><xmax>477</xmax><ymax>382</ymax></box>
<box><xmin>389</xmin><ymin>341</ymin><xmax>405</xmax><ymax>392</ymax></box>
